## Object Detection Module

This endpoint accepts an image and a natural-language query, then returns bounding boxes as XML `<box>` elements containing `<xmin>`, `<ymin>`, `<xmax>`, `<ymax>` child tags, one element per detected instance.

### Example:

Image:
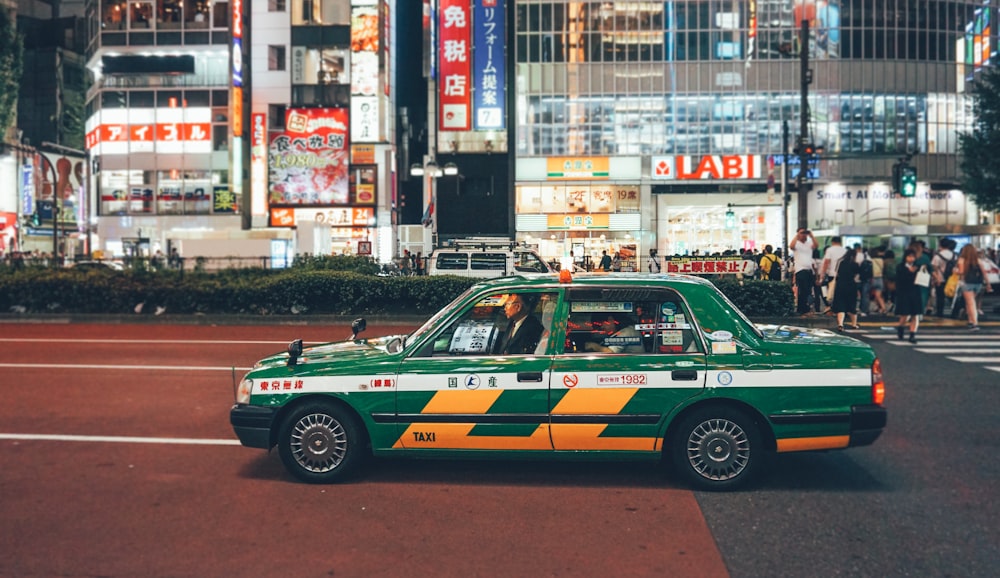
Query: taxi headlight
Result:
<box><xmin>236</xmin><ymin>377</ymin><xmax>253</xmax><ymax>404</ymax></box>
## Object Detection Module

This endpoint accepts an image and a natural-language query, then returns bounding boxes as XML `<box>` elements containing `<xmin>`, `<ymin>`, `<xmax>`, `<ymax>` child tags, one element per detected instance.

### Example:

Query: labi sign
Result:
<box><xmin>808</xmin><ymin>183</ymin><xmax>967</xmax><ymax>228</ymax></box>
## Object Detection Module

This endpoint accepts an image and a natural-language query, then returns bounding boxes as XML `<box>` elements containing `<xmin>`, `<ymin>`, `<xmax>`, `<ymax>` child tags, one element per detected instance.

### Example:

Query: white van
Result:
<box><xmin>428</xmin><ymin>238</ymin><xmax>552</xmax><ymax>279</ymax></box>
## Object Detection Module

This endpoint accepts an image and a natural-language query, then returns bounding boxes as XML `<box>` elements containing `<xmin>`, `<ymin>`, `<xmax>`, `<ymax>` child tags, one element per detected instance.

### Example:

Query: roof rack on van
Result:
<box><xmin>447</xmin><ymin>237</ymin><xmax>520</xmax><ymax>250</ymax></box>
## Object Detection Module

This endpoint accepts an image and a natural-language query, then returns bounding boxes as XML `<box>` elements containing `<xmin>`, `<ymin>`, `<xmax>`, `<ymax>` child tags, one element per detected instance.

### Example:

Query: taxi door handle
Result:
<box><xmin>671</xmin><ymin>370</ymin><xmax>698</xmax><ymax>381</ymax></box>
<box><xmin>517</xmin><ymin>372</ymin><xmax>544</xmax><ymax>382</ymax></box>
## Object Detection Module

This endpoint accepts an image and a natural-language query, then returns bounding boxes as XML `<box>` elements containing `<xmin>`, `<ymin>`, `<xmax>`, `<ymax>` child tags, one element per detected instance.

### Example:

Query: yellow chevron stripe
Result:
<box><xmin>551</xmin><ymin>388</ymin><xmax>639</xmax><ymax>414</ymax></box>
<box><xmin>776</xmin><ymin>435</ymin><xmax>850</xmax><ymax>452</ymax></box>
<box><xmin>421</xmin><ymin>390</ymin><xmax>504</xmax><ymax>414</ymax></box>
<box><xmin>393</xmin><ymin>423</ymin><xmax>552</xmax><ymax>450</ymax></box>
<box><xmin>550</xmin><ymin>424</ymin><xmax>657</xmax><ymax>451</ymax></box>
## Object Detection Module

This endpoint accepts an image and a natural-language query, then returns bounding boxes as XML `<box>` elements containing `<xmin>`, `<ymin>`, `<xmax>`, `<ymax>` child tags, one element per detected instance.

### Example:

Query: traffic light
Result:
<box><xmin>892</xmin><ymin>162</ymin><xmax>917</xmax><ymax>197</ymax></box>
<box><xmin>900</xmin><ymin>165</ymin><xmax>917</xmax><ymax>197</ymax></box>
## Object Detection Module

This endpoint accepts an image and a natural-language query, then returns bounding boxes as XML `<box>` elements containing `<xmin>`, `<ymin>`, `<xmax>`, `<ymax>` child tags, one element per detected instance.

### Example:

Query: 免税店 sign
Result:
<box><xmin>652</xmin><ymin>155</ymin><xmax>761</xmax><ymax>181</ymax></box>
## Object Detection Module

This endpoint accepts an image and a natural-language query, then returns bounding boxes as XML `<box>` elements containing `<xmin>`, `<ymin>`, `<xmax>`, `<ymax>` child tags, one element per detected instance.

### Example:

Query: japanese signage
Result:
<box><xmin>250</xmin><ymin>112</ymin><xmax>267</xmax><ymax>215</ymax></box>
<box><xmin>546</xmin><ymin>214</ymin><xmax>610</xmax><ymax>230</ymax></box>
<box><xmin>21</xmin><ymin>162</ymin><xmax>34</xmax><ymax>216</ymax></box>
<box><xmin>651</xmin><ymin>155</ymin><xmax>762</xmax><ymax>181</ymax></box>
<box><xmin>663</xmin><ymin>256</ymin><xmax>755</xmax><ymax>276</ymax></box>
<box><xmin>546</xmin><ymin>157</ymin><xmax>610</xmax><ymax>180</ymax></box>
<box><xmin>473</xmin><ymin>0</ymin><xmax>505</xmax><ymax>129</ymax></box>
<box><xmin>517</xmin><ymin>184</ymin><xmax>638</xmax><ymax>214</ymax></box>
<box><xmin>439</xmin><ymin>0</ymin><xmax>471</xmax><ymax>131</ymax></box>
<box><xmin>351</xmin><ymin>3</ymin><xmax>380</xmax><ymax>142</ymax></box>
<box><xmin>230</xmin><ymin>0</ymin><xmax>246</xmax><ymax>141</ymax></box>
<box><xmin>214</xmin><ymin>186</ymin><xmax>238</xmax><ymax>213</ymax></box>
<box><xmin>269</xmin><ymin>207</ymin><xmax>376</xmax><ymax>228</ymax></box>
<box><xmin>269</xmin><ymin>108</ymin><xmax>350</xmax><ymax>206</ymax></box>
<box><xmin>84</xmin><ymin>108</ymin><xmax>212</xmax><ymax>155</ymax></box>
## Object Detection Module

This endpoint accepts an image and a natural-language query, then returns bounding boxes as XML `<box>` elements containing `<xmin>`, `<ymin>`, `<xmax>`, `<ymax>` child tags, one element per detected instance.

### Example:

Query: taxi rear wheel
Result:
<box><xmin>670</xmin><ymin>406</ymin><xmax>762</xmax><ymax>491</ymax></box>
<box><xmin>277</xmin><ymin>402</ymin><xmax>366</xmax><ymax>483</ymax></box>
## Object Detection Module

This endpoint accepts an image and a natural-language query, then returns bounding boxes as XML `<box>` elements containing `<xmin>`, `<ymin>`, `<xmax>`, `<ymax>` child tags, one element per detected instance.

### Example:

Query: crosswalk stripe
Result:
<box><xmin>850</xmin><ymin>329</ymin><xmax>1000</xmax><ymax>370</ymax></box>
<box><xmin>865</xmin><ymin>333</ymin><xmax>996</xmax><ymax>340</ymax></box>
<box><xmin>914</xmin><ymin>348</ymin><xmax>1000</xmax><ymax>354</ymax></box>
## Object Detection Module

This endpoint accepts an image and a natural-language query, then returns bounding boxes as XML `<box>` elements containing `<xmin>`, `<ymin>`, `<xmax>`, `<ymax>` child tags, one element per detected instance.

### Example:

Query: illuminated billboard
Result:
<box><xmin>268</xmin><ymin>108</ymin><xmax>351</xmax><ymax>206</ymax></box>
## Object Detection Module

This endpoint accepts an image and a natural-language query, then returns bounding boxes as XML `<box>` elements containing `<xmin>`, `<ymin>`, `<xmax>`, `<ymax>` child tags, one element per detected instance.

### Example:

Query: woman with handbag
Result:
<box><xmin>894</xmin><ymin>249</ymin><xmax>923</xmax><ymax>343</ymax></box>
<box><xmin>954</xmin><ymin>244</ymin><xmax>993</xmax><ymax>331</ymax></box>
<box><xmin>910</xmin><ymin>240</ymin><xmax>933</xmax><ymax>315</ymax></box>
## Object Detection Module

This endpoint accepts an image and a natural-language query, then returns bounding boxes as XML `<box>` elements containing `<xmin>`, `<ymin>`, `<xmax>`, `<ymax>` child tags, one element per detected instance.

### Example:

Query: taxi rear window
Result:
<box><xmin>564</xmin><ymin>288</ymin><xmax>701</xmax><ymax>354</ymax></box>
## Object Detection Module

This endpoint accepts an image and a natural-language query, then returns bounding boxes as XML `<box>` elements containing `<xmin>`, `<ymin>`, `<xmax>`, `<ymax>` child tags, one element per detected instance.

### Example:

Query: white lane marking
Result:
<box><xmin>914</xmin><ymin>348</ymin><xmax>1000</xmax><ymax>354</ymax></box>
<box><xmin>884</xmin><ymin>341</ymin><xmax>1000</xmax><ymax>347</ymax></box>
<box><xmin>946</xmin><ymin>357</ymin><xmax>1000</xmax><ymax>363</ymax></box>
<box><xmin>865</xmin><ymin>333</ymin><xmax>999</xmax><ymax>340</ymax></box>
<box><xmin>0</xmin><ymin>338</ymin><xmax>296</xmax><ymax>344</ymax></box>
<box><xmin>987</xmin><ymin>367</ymin><xmax>1000</xmax><ymax>373</ymax></box>
<box><xmin>0</xmin><ymin>433</ymin><xmax>240</xmax><ymax>445</ymax></box>
<box><xmin>0</xmin><ymin>363</ymin><xmax>252</xmax><ymax>371</ymax></box>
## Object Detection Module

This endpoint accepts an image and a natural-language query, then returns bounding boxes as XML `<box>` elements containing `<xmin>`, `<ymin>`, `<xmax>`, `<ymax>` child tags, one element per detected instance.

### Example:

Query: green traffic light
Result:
<box><xmin>900</xmin><ymin>165</ymin><xmax>917</xmax><ymax>197</ymax></box>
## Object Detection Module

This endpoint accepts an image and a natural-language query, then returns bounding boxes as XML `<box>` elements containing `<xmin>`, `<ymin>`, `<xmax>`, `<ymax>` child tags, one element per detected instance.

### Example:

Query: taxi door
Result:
<box><xmin>548</xmin><ymin>287</ymin><xmax>707</xmax><ymax>453</ymax></box>
<box><xmin>392</xmin><ymin>291</ymin><xmax>559</xmax><ymax>452</ymax></box>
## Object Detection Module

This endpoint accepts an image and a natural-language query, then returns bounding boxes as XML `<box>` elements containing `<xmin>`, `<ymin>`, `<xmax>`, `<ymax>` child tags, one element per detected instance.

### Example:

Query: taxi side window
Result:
<box><xmin>425</xmin><ymin>292</ymin><xmax>558</xmax><ymax>357</ymax></box>
<box><xmin>563</xmin><ymin>288</ymin><xmax>701</xmax><ymax>354</ymax></box>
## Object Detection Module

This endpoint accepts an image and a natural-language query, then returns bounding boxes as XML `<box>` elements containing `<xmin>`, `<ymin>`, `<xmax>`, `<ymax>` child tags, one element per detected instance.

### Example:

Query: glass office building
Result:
<box><xmin>513</xmin><ymin>0</ymin><xmax>993</xmax><ymax>264</ymax></box>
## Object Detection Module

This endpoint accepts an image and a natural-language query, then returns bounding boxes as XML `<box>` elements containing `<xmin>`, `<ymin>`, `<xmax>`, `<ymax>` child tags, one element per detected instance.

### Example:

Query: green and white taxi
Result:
<box><xmin>230</xmin><ymin>272</ymin><xmax>886</xmax><ymax>490</ymax></box>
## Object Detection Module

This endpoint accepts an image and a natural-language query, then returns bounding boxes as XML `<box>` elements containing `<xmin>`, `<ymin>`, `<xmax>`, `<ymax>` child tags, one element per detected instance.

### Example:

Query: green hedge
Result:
<box><xmin>0</xmin><ymin>268</ymin><xmax>794</xmax><ymax>317</ymax></box>
<box><xmin>712</xmin><ymin>277</ymin><xmax>796</xmax><ymax>317</ymax></box>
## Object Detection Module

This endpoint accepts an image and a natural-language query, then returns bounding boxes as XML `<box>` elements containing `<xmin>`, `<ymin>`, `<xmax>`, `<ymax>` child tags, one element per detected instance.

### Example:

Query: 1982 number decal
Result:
<box><xmin>597</xmin><ymin>374</ymin><xmax>647</xmax><ymax>386</ymax></box>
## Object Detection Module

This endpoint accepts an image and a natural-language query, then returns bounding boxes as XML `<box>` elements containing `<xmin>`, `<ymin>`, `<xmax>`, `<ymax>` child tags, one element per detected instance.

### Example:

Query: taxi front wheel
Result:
<box><xmin>670</xmin><ymin>407</ymin><xmax>763</xmax><ymax>491</ymax></box>
<box><xmin>277</xmin><ymin>402</ymin><xmax>366</xmax><ymax>483</ymax></box>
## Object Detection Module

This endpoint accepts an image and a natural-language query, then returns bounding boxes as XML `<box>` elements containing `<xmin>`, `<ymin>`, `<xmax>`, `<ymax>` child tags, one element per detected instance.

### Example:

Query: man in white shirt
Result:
<box><xmin>819</xmin><ymin>236</ymin><xmax>847</xmax><ymax>313</ymax></box>
<box><xmin>790</xmin><ymin>228</ymin><xmax>818</xmax><ymax>315</ymax></box>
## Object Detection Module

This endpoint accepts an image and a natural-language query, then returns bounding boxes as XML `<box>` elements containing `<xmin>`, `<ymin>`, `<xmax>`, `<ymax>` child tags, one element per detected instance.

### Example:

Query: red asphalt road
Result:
<box><xmin>0</xmin><ymin>322</ymin><xmax>727</xmax><ymax>578</ymax></box>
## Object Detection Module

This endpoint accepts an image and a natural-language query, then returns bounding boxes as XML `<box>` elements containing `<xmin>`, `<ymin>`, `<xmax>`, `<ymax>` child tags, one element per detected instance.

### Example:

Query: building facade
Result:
<box><xmin>511</xmin><ymin>0</ymin><xmax>998</xmax><ymax>266</ymax></box>
<box><xmin>82</xmin><ymin>0</ymin><xmax>396</xmax><ymax>263</ymax></box>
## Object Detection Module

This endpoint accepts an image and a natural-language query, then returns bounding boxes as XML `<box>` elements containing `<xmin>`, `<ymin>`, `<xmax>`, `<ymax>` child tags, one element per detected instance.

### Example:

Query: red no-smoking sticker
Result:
<box><xmin>562</xmin><ymin>374</ymin><xmax>579</xmax><ymax>388</ymax></box>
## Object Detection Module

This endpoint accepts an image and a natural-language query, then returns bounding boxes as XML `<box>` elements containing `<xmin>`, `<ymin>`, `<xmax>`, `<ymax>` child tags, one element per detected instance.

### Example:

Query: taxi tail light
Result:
<box><xmin>871</xmin><ymin>359</ymin><xmax>885</xmax><ymax>405</ymax></box>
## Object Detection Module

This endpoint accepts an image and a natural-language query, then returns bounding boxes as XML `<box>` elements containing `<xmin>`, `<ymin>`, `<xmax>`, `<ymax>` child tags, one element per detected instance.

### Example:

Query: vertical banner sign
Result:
<box><xmin>268</xmin><ymin>108</ymin><xmax>351</xmax><ymax>206</ymax></box>
<box><xmin>473</xmin><ymin>0</ymin><xmax>505</xmax><ymax>130</ymax></box>
<box><xmin>230</xmin><ymin>0</ymin><xmax>246</xmax><ymax>213</ymax></box>
<box><xmin>21</xmin><ymin>162</ymin><xmax>34</xmax><ymax>216</ymax></box>
<box><xmin>439</xmin><ymin>0</ymin><xmax>471</xmax><ymax>131</ymax></box>
<box><xmin>231</xmin><ymin>0</ymin><xmax>244</xmax><ymax>138</ymax></box>
<box><xmin>351</xmin><ymin>3</ymin><xmax>381</xmax><ymax>143</ymax></box>
<box><xmin>250</xmin><ymin>112</ymin><xmax>267</xmax><ymax>215</ymax></box>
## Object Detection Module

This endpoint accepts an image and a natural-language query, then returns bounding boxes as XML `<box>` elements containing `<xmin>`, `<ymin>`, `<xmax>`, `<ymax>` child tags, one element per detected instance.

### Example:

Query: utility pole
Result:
<box><xmin>782</xmin><ymin>120</ymin><xmax>789</xmax><ymax>253</ymax></box>
<box><xmin>796</xmin><ymin>19</ymin><xmax>811</xmax><ymax>230</ymax></box>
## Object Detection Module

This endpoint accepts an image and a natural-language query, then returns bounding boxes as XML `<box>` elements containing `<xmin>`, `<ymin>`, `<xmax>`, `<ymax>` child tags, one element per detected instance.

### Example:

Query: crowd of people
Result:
<box><xmin>776</xmin><ymin>230</ymin><xmax>996</xmax><ymax>339</ymax></box>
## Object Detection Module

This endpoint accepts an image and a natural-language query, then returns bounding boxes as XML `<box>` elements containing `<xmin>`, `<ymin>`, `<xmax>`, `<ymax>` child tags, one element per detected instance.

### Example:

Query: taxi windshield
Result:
<box><xmin>404</xmin><ymin>285</ymin><xmax>480</xmax><ymax>348</ymax></box>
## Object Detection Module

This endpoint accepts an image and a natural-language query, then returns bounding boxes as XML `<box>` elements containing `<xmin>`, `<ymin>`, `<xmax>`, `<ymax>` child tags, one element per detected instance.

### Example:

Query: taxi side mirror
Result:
<box><xmin>351</xmin><ymin>318</ymin><xmax>367</xmax><ymax>340</ymax></box>
<box><xmin>287</xmin><ymin>339</ymin><xmax>303</xmax><ymax>367</ymax></box>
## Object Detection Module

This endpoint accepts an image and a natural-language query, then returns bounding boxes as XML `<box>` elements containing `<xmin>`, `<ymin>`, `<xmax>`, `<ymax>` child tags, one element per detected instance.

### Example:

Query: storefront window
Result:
<box><xmin>131</xmin><ymin>1</ymin><xmax>154</xmax><ymax>29</ymax></box>
<box><xmin>292</xmin><ymin>0</ymin><xmax>347</xmax><ymax>26</ymax></box>
<box><xmin>186</xmin><ymin>0</ymin><xmax>210</xmax><ymax>28</ymax></box>
<box><xmin>100</xmin><ymin>170</ymin><xmax>155</xmax><ymax>216</ymax></box>
<box><xmin>101</xmin><ymin>0</ymin><xmax>126</xmax><ymax>30</ymax></box>
<box><xmin>157</xmin><ymin>0</ymin><xmax>182</xmax><ymax>28</ymax></box>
